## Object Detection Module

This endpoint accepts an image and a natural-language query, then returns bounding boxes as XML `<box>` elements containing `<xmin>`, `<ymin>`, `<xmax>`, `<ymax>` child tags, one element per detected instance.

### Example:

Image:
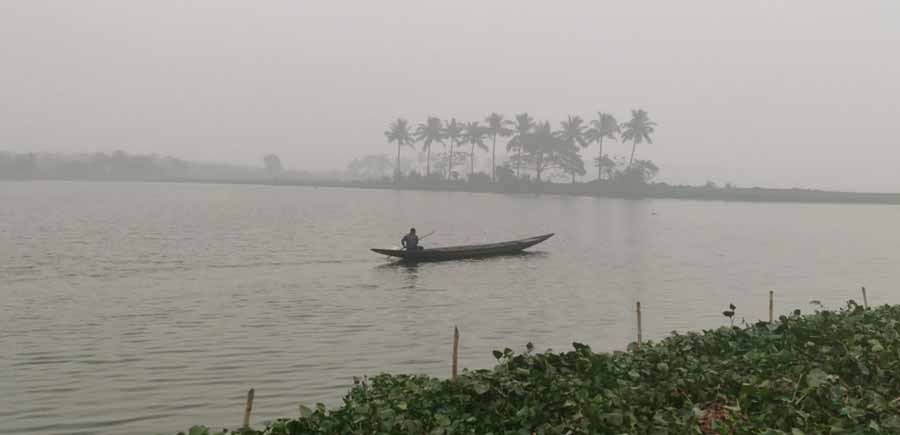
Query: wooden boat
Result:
<box><xmin>371</xmin><ymin>233</ymin><xmax>553</xmax><ymax>262</ymax></box>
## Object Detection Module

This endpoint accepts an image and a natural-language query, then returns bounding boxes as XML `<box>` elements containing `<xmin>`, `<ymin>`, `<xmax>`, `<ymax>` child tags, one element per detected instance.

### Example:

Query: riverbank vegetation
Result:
<box><xmin>178</xmin><ymin>302</ymin><xmax>900</xmax><ymax>435</ymax></box>
<box><xmin>5</xmin><ymin>150</ymin><xmax>900</xmax><ymax>205</ymax></box>
<box><xmin>0</xmin><ymin>150</ymin><xmax>340</xmax><ymax>182</ymax></box>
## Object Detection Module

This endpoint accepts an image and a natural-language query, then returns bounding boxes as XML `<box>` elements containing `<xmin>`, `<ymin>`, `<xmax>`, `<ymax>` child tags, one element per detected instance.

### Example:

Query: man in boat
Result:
<box><xmin>401</xmin><ymin>228</ymin><xmax>423</xmax><ymax>251</ymax></box>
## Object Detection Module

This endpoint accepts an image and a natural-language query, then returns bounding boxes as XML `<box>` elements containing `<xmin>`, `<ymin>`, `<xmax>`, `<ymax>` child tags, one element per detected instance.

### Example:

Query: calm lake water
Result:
<box><xmin>3</xmin><ymin>181</ymin><xmax>900</xmax><ymax>435</ymax></box>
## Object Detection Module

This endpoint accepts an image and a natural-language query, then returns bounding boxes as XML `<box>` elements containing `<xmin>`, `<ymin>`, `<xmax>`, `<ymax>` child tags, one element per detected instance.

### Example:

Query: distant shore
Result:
<box><xmin>7</xmin><ymin>176</ymin><xmax>900</xmax><ymax>205</ymax></box>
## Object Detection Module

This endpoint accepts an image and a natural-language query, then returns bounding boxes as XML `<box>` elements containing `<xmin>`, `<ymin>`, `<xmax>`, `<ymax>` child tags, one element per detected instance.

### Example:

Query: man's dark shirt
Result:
<box><xmin>402</xmin><ymin>233</ymin><xmax>419</xmax><ymax>250</ymax></box>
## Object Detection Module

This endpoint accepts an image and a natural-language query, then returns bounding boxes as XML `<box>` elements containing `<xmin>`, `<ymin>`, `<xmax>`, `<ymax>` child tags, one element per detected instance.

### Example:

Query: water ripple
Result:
<box><xmin>4</xmin><ymin>182</ymin><xmax>900</xmax><ymax>435</ymax></box>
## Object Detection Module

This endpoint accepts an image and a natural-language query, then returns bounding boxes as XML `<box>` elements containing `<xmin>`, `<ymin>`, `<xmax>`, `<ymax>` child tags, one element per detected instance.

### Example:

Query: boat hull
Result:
<box><xmin>371</xmin><ymin>233</ymin><xmax>553</xmax><ymax>262</ymax></box>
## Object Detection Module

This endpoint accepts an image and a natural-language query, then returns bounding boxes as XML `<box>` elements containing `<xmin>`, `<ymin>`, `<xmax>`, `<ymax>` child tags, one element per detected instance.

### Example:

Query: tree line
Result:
<box><xmin>385</xmin><ymin>109</ymin><xmax>657</xmax><ymax>183</ymax></box>
<box><xmin>0</xmin><ymin>150</ymin><xmax>275</xmax><ymax>181</ymax></box>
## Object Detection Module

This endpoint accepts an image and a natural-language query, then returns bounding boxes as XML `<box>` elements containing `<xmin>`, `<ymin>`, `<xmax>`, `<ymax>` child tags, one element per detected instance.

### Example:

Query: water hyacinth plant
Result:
<box><xmin>177</xmin><ymin>302</ymin><xmax>900</xmax><ymax>435</ymax></box>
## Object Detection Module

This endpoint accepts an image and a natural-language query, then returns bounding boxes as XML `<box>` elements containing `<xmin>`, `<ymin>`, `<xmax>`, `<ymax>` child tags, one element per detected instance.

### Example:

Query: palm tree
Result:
<box><xmin>415</xmin><ymin>117</ymin><xmax>445</xmax><ymax>177</ymax></box>
<box><xmin>483</xmin><ymin>113</ymin><xmax>513</xmax><ymax>182</ymax></box>
<box><xmin>443</xmin><ymin>118</ymin><xmax>464</xmax><ymax>180</ymax></box>
<box><xmin>521</xmin><ymin>121</ymin><xmax>559</xmax><ymax>182</ymax></box>
<box><xmin>463</xmin><ymin>121</ymin><xmax>488</xmax><ymax>177</ymax></box>
<box><xmin>557</xmin><ymin>115</ymin><xmax>588</xmax><ymax>183</ymax></box>
<box><xmin>508</xmin><ymin>113</ymin><xmax>535</xmax><ymax>178</ymax></box>
<box><xmin>621</xmin><ymin>109</ymin><xmax>657</xmax><ymax>167</ymax></box>
<box><xmin>585</xmin><ymin>113</ymin><xmax>620</xmax><ymax>180</ymax></box>
<box><xmin>384</xmin><ymin>118</ymin><xmax>414</xmax><ymax>181</ymax></box>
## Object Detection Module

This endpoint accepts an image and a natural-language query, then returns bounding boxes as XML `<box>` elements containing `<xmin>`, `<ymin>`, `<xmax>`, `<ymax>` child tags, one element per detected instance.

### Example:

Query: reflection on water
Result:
<box><xmin>2</xmin><ymin>182</ymin><xmax>900</xmax><ymax>435</ymax></box>
<box><xmin>374</xmin><ymin>251</ymin><xmax>549</xmax><ymax>268</ymax></box>
<box><xmin>376</xmin><ymin>262</ymin><xmax>421</xmax><ymax>288</ymax></box>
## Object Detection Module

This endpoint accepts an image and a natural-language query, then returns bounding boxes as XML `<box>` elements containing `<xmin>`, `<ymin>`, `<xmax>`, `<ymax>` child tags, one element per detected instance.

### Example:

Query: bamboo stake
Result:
<box><xmin>451</xmin><ymin>326</ymin><xmax>460</xmax><ymax>379</ymax></box>
<box><xmin>636</xmin><ymin>301</ymin><xmax>642</xmax><ymax>350</ymax></box>
<box><xmin>769</xmin><ymin>291</ymin><xmax>774</xmax><ymax>323</ymax></box>
<box><xmin>243</xmin><ymin>388</ymin><xmax>254</xmax><ymax>429</ymax></box>
<box><xmin>862</xmin><ymin>286</ymin><xmax>868</xmax><ymax>309</ymax></box>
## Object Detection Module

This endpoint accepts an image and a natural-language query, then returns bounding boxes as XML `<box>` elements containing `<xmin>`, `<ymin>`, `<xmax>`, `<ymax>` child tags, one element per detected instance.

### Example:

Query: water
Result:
<box><xmin>2</xmin><ymin>181</ymin><xmax>899</xmax><ymax>435</ymax></box>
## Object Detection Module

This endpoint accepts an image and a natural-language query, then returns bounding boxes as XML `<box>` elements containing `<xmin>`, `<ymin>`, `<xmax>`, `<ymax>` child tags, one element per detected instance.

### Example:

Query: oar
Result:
<box><xmin>398</xmin><ymin>230</ymin><xmax>434</xmax><ymax>242</ymax></box>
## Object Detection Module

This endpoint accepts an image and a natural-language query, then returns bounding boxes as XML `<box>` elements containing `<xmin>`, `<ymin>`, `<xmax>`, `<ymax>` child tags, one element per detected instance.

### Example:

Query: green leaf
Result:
<box><xmin>806</xmin><ymin>368</ymin><xmax>829</xmax><ymax>388</ymax></box>
<box><xmin>883</xmin><ymin>415</ymin><xmax>900</xmax><ymax>429</ymax></box>
<box><xmin>298</xmin><ymin>404</ymin><xmax>314</xmax><ymax>418</ymax></box>
<box><xmin>601</xmin><ymin>412</ymin><xmax>624</xmax><ymax>426</ymax></box>
<box><xmin>188</xmin><ymin>426</ymin><xmax>210</xmax><ymax>435</ymax></box>
<box><xmin>869</xmin><ymin>339</ymin><xmax>885</xmax><ymax>352</ymax></box>
<box><xmin>840</xmin><ymin>406</ymin><xmax>865</xmax><ymax>418</ymax></box>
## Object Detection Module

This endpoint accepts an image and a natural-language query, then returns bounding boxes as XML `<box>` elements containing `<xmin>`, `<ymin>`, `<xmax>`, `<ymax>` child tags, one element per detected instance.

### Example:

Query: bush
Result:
<box><xmin>466</xmin><ymin>172</ymin><xmax>491</xmax><ymax>186</ymax></box>
<box><xmin>424</xmin><ymin>172</ymin><xmax>445</xmax><ymax>184</ymax></box>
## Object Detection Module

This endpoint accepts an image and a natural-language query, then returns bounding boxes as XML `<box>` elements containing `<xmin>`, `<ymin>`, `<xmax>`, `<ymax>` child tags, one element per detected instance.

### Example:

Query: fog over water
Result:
<box><xmin>2</xmin><ymin>1</ymin><xmax>900</xmax><ymax>190</ymax></box>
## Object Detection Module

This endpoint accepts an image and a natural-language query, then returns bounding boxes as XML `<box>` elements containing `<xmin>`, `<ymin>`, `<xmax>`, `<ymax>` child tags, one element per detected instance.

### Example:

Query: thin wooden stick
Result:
<box><xmin>769</xmin><ymin>291</ymin><xmax>774</xmax><ymax>323</ymax></box>
<box><xmin>636</xmin><ymin>301</ymin><xmax>642</xmax><ymax>350</ymax></box>
<box><xmin>862</xmin><ymin>286</ymin><xmax>868</xmax><ymax>309</ymax></box>
<box><xmin>243</xmin><ymin>388</ymin><xmax>254</xmax><ymax>429</ymax></box>
<box><xmin>451</xmin><ymin>326</ymin><xmax>460</xmax><ymax>379</ymax></box>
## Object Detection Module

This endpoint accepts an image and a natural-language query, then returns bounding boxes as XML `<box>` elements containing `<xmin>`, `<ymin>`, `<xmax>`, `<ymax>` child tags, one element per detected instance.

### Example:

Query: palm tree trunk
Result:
<box><xmin>448</xmin><ymin>140</ymin><xmax>454</xmax><ymax>180</ymax></box>
<box><xmin>426</xmin><ymin>147</ymin><xmax>431</xmax><ymax>176</ymax></box>
<box><xmin>470</xmin><ymin>143</ymin><xmax>475</xmax><ymax>177</ymax></box>
<box><xmin>516</xmin><ymin>147</ymin><xmax>521</xmax><ymax>178</ymax></box>
<box><xmin>395</xmin><ymin>144</ymin><xmax>401</xmax><ymax>183</ymax></box>
<box><xmin>597</xmin><ymin>137</ymin><xmax>604</xmax><ymax>181</ymax></box>
<box><xmin>491</xmin><ymin>134</ymin><xmax>497</xmax><ymax>183</ymax></box>
<box><xmin>629</xmin><ymin>140</ymin><xmax>637</xmax><ymax>167</ymax></box>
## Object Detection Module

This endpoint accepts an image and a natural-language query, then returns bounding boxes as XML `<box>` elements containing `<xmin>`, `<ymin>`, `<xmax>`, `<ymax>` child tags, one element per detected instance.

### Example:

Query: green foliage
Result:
<box><xmin>621</xmin><ymin>109</ymin><xmax>657</xmax><ymax>165</ymax></box>
<box><xmin>385</xmin><ymin>118</ymin><xmax>416</xmax><ymax>180</ymax></box>
<box><xmin>594</xmin><ymin>154</ymin><xmax>617</xmax><ymax>181</ymax></box>
<box><xmin>443</xmin><ymin>118</ymin><xmax>465</xmax><ymax>179</ymax></box>
<box><xmin>0</xmin><ymin>150</ymin><xmax>197</xmax><ymax>180</ymax></box>
<box><xmin>345</xmin><ymin>154</ymin><xmax>394</xmax><ymax>180</ymax></box>
<box><xmin>466</xmin><ymin>172</ymin><xmax>492</xmax><ymax>186</ymax></box>
<box><xmin>611</xmin><ymin>159</ymin><xmax>659</xmax><ymax>185</ymax></box>
<box><xmin>462</xmin><ymin>121</ymin><xmax>488</xmax><ymax>176</ymax></box>
<box><xmin>415</xmin><ymin>117</ymin><xmax>446</xmax><ymax>176</ymax></box>
<box><xmin>483</xmin><ymin>113</ymin><xmax>514</xmax><ymax>182</ymax></box>
<box><xmin>385</xmin><ymin>118</ymin><xmax>415</xmax><ymax>150</ymax></box>
<box><xmin>181</xmin><ymin>304</ymin><xmax>900</xmax><ymax>434</ymax></box>
<box><xmin>263</xmin><ymin>154</ymin><xmax>283</xmax><ymax>178</ymax></box>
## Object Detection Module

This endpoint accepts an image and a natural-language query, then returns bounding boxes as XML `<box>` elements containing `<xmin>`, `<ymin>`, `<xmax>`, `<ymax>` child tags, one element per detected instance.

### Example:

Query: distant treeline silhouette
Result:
<box><xmin>384</xmin><ymin>109</ymin><xmax>657</xmax><ymax>184</ymax></box>
<box><xmin>6</xmin><ymin>149</ymin><xmax>900</xmax><ymax>206</ymax></box>
<box><xmin>0</xmin><ymin>150</ymin><xmax>272</xmax><ymax>181</ymax></box>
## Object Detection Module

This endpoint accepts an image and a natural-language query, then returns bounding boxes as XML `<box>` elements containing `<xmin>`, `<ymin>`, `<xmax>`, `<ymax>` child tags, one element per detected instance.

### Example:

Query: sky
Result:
<box><xmin>1</xmin><ymin>0</ymin><xmax>899</xmax><ymax>191</ymax></box>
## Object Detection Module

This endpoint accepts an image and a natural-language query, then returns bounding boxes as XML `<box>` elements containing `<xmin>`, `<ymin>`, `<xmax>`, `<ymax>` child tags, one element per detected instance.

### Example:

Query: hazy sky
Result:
<box><xmin>2</xmin><ymin>1</ymin><xmax>899</xmax><ymax>190</ymax></box>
